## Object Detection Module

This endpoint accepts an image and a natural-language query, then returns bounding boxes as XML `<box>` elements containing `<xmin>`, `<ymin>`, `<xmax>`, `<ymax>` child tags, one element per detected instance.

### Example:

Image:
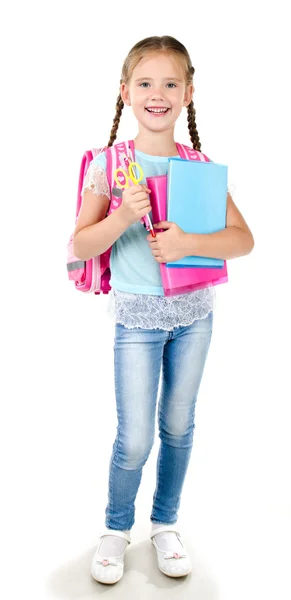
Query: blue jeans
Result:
<box><xmin>105</xmin><ymin>312</ymin><xmax>213</xmax><ymax>531</ymax></box>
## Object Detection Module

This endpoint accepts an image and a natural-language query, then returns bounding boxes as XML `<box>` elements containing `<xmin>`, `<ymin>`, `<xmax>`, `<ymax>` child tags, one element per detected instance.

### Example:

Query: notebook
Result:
<box><xmin>166</xmin><ymin>158</ymin><xmax>228</xmax><ymax>267</ymax></box>
<box><xmin>146</xmin><ymin>173</ymin><xmax>228</xmax><ymax>296</ymax></box>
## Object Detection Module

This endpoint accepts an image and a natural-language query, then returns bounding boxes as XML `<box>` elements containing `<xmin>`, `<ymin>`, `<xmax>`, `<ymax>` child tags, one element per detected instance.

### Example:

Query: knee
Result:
<box><xmin>159</xmin><ymin>419</ymin><xmax>194</xmax><ymax>447</ymax></box>
<box><xmin>116</xmin><ymin>436</ymin><xmax>154</xmax><ymax>470</ymax></box>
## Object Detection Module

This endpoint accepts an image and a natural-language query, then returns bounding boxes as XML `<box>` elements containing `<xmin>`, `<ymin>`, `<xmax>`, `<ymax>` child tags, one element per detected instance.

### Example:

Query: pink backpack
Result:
<box><xmin>66</xmin><ymin>140</ymin><xmax>212</xmax><ymax>295</ymax></box>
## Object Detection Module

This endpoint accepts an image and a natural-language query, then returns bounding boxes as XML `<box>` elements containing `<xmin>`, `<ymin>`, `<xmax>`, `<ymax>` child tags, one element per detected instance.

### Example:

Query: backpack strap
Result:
<box><xmin>175</xmin><ymin>142</ymin><xmax>211</xmax><ymax>162</ymax></box>
<box><xmin>77</xmin><ymin>147</ymin><xmax>108</xmax><ymax>217</ymax></box>
<box><xmin>105</xmin><ymin>140</ymin><xmax>134</xmax><ymax>193</ymax></box>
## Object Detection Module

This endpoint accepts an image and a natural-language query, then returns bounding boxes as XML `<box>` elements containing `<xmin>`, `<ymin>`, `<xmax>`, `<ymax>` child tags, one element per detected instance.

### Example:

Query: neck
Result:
<box><xmin>134</xmin><ymin>128</ymin><xmax>180</xmax><ymax>157</ymax></box>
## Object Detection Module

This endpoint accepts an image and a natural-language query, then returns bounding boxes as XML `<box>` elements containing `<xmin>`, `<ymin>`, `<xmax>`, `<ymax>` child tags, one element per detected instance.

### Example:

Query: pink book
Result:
<box><xmin>146</xmin><ymin>174</ymin><xmax>228</xmax><ymax>297</ymax></box>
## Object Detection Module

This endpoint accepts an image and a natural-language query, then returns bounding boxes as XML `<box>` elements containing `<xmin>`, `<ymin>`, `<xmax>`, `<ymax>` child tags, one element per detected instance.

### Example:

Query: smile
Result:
<box><xmin>145</xmin><ymin>107</ymin><xmax>170</xmax><ymax>115</ymax></box>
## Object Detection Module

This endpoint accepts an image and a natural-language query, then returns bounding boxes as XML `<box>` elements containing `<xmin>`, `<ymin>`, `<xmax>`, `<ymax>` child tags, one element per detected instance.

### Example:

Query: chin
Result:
<box><xmin>141</xmin><ymin>118</ymin><xmax>174</xmax><ymax>133</ymax></box>
<box><xmin>149</xmin><ymin>123</ymin><xmax>174</xmax><ymax>133</ymax></box>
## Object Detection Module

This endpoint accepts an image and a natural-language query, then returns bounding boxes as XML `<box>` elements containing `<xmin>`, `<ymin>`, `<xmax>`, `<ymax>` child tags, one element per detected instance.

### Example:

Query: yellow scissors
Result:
<box><xmin>113</xmin><ymin>160</ymin><xmax>144</xmax><ymax>188</ymax></box>
<box><xmin>113</xmin><ymin>157</ymin><xmax>156</xmax><ymax>237</ymax></box>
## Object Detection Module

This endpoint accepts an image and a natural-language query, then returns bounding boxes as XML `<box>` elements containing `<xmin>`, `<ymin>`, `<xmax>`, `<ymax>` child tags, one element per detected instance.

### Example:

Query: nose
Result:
<box><xmin>149</xmin><ymin>85</ymin><xmax>165</xmax><ymax>101</ymax></box>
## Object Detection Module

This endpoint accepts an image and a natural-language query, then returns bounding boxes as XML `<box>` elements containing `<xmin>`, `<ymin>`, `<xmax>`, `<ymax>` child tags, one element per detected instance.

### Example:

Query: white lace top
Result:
<box><xmin>107</xmin><ymin>287</ymin><xmax>215</xmax><ymax>330</ymax></box>
<box><xmin>82</xmin><ymin>161</ymin><xmax>232</xmax><ymax>331</ymax></box>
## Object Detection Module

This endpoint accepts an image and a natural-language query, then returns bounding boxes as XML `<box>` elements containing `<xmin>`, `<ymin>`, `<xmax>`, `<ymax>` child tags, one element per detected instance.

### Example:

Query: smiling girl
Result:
<box><xmin>73</xmin><ymin>35</ymin><xmax>254</xmax><ymax>585</ymax></box>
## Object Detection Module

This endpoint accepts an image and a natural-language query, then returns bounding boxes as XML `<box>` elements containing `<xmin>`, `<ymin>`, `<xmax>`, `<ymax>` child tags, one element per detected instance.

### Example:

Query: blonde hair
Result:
<box><xmin>107</xmin><ymin>36</ymin><xmax>201</xmax><ymax>151</ymax></box>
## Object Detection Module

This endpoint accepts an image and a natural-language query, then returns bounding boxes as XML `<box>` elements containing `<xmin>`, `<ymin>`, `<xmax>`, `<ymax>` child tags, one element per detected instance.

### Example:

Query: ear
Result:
<box><xmin>184</xmin><ymin>84</ymin><xmax>194</xmax><ymax>107</ymax></box>
<box><xmin>120</xmin><ymin>83</ymin><xmax>131</xmax><ymax>106</ymax></box>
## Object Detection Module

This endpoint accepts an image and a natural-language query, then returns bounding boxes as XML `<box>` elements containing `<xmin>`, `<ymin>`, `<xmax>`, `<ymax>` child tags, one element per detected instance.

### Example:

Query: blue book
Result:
<box><xmin>166</xmin><ymin>158</ymin><xmax>228</xmax><ymax>267</ymax></box>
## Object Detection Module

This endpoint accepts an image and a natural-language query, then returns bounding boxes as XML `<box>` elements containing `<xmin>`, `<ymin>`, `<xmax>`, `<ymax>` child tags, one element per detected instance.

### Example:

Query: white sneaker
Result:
<box><xmin>151</xmin><ymin>525</ymin><xmax>192</xmax><ymax>578</ymax></box>
<box><xmin>91</xmin><ymin>529</ymin><xmax>131</xmax><ymax>585</ymax></box>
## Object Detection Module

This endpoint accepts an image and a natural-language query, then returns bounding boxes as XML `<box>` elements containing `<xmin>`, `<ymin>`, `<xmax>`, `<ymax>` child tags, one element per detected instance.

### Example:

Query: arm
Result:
<box><xmin>73</xmin><ymin>182</ymin><xmax>152</xmax><ymax>261</ymax></box>
<box><xmin>73</xmin><ymin>190</ymin><xmax>129</xmax><ymax>261</ymax></box>
<box><xmin>147</xmin><ymin>192</ymin><xmax>254</xmax><ymax>263</ymax></box>
<box><xmin>184</xmin><ymin>192</ymin><xmax>254</xmax><ymax>260</ymax></box>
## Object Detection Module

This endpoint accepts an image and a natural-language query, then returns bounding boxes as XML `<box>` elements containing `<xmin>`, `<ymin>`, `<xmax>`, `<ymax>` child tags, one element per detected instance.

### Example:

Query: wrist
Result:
<box><xmin>183</xmin><ymin>232</ymin><xmax>197</xmax><ymax>257</ymax></box>
<box><xmin>115</xmin><ymin>205</ymin><xmax>131</xmax><ymax>229</ymax></box>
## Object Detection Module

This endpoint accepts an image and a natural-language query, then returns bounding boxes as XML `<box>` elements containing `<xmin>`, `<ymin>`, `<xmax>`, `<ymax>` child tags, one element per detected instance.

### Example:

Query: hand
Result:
<box><xmin>118</xmin><ymin>184</ymin><xmax>152</xmax><ymax>227</ymax></box>
<box><xmin>146</xmin><ymin>221</ymin><xmax>188</xmax><ymax>263</ymax></box>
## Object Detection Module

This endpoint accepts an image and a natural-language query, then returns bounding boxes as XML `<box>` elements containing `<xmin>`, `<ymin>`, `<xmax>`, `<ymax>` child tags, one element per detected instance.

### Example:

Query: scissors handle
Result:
<box><xmin>113</xmin><ymin>167</ymin><xmax>129</xmax><ymax>189</ymax></box>
<box><xmin>113</xmin><ymin>161</ymin><xmax>144</xmax><ymax>189</ymax></box>
<box><xmin>128</xmin><ymin>162</ymin><xmax>144</xmax><ymax>184</ymax></box>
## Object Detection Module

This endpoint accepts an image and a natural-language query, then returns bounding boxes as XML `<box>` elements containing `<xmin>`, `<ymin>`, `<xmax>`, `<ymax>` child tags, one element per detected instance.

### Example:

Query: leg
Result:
<box><xmin>151</xmin><ymin>312</ymin><xmax>213</xmax><ymax>524</ymax></box>
<box><xmin>105</xmin><ymin>323</ymin><xmax>167</xmax><ymax>531</ymax></box>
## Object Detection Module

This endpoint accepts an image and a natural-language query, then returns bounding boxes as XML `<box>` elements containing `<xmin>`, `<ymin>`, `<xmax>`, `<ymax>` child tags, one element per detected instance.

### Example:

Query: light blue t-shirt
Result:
<box><xmin>91</xmin><ymin>149</ymin><xmax>180</xmax><ymax>295</ymax></box>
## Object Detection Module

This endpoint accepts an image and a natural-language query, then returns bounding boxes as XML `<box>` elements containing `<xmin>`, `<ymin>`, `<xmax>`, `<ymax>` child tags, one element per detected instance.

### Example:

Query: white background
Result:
<box><xmin>1</xmin><ymin>1</ymin><xmax>290</xmax><ymax>599</ymax></box>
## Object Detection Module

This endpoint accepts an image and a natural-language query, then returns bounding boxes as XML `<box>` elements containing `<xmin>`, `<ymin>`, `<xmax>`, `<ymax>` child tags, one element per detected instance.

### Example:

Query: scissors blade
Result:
<box><xmin>127</xmin><ymin>149</ymin><xmax>137</xmax><ymax>179</ymax></box>
<box><xmin>112</xmin><ymin>187</ymin><xmax>123</xmax><ymax>197</ymax></box>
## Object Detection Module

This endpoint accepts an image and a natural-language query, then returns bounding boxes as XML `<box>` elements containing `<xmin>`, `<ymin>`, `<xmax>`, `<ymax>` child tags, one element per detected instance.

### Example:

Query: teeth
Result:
<box><xmin>147</xmin><ymin>108</ymin><xmax>168</xmax><ymax>113</ymax></box>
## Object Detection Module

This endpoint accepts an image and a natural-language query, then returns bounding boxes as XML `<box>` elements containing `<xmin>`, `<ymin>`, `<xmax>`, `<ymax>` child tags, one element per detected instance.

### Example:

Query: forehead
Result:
<box><xmin>131</xmin><ymin>52</ymin><xmax>185</xmax><ymax>80</ymax></box>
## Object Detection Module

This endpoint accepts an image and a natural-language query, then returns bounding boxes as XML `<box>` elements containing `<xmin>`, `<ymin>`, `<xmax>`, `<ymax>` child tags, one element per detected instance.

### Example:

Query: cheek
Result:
<box><xmin>175</xmin><ymin>90</ymin><xmax>186</xmax><ymax>104</ymax></box>
<box><xmin>135</xmin><ymin>92</ymin><xmax>147</xmax><ymax>105</ymax></box>
<box><xmin>166</xmin><ymin>91</ymin><xmax>181</xmax><ymax>108</ymax></box>
<box><xmin>130</xmin><ymin>87</ymin><xmax>145</xmax><ymax>103</ymax></box>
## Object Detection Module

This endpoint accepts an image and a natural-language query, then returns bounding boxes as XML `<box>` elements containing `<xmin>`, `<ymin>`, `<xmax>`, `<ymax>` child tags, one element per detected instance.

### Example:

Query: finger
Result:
<box><xmin>140</xmin><ymin>207</ymin><xmax>153</xmax><ymax>218</ymax></box>
<box><xmin>152</xmin><ymin>254</ymin><xmax>163</xmax><ymax>263</ymax></box>
<box><xmin>129</xmin><ymin>185</ymin><xmax>151</xmax><ymax>194</ymax></box>
<box><xmin>137</xmin><ymin>201</ymin><xmax>152</xmax><ymax>211</ymax></box>
<box><xmin>139</xmin><ymin>184</ymin><xmax>151</xmax><ymax>193</ymax></box>
<box><xmin>153</xmin><ymin>221</ymin><xmax>172</xmax><ymax>229</ymax></box>
<box><xmin>130</xmin><ymin>193</ymin><xmax>151</xmax><ymax>203</ymax></box>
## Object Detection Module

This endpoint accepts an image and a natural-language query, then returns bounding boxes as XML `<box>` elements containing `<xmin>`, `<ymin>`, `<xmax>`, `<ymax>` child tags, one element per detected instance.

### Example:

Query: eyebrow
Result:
<box><xmin>134</xmin><ymin>77</ymin><xmax>182</xmax><ymax>83</ymax></box>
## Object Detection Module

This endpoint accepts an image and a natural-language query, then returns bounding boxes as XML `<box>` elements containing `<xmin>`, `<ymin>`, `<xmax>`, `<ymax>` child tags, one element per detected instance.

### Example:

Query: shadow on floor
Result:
<box><xmin>46</xmin><ymin>538</ymin><xmax>218</xmax><ymax>599</ymax></box>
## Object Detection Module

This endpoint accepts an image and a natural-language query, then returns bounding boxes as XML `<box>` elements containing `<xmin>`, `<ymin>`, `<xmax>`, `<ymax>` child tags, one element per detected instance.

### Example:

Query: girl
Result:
<box><xmin>73</xmin><ymin>36</ymin><xmax>254</xmax><ymax>585</ymax></box>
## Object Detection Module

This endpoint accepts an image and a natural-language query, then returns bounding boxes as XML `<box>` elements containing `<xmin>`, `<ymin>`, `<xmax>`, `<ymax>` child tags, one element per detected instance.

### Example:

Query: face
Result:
<box><xmin>120</xmin><ymin>52</ymin><xmax>193</xmax><ymax>133</ymax></box>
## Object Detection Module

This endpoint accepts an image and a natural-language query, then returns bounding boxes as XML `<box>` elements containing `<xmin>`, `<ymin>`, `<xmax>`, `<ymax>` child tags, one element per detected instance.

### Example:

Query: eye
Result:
<box><xmin>139</xmin><ymin>82</ymin><xmax>150</xmax><ymax>88</ymax></box>
<box><xmin>166</xmin><ymin>83</ymin><xmax>177</xmax><ymax>88</ymax></box>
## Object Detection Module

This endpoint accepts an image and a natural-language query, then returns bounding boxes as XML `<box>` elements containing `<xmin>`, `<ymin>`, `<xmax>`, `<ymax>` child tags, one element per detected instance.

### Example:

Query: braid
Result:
<box><xmin>107</xmin><ymin>93</ymin><xmax>124</xmax><ymax>147</ymax></box>
<box><xmin>187</xmin><ymin>100</ymin><xmax>201</xmax><ymax>151</ymax></box>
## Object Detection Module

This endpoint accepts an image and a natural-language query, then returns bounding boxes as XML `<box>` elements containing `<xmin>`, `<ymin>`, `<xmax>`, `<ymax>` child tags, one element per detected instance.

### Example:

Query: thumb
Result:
<box><xmin>153</xmin><ymin>221</ymin><xmax>173</xmax><ymax>230</ymax></box>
